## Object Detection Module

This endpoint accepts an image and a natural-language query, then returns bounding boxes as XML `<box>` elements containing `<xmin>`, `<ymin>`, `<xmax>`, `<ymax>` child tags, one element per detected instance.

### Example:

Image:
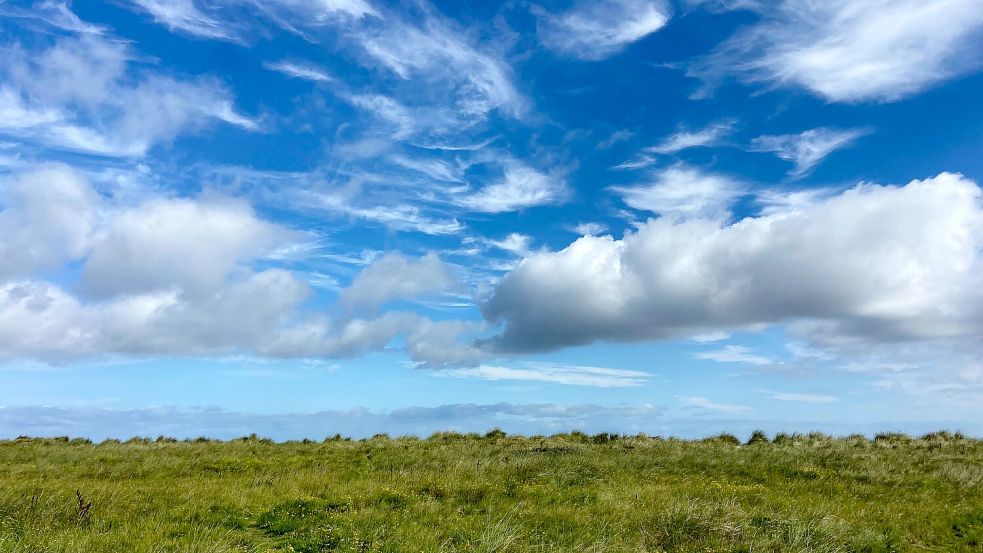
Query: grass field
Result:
<box><xmin>1</xmin><ymin>431</ymin><xmax>980</xmax><ymax>552</ymax></box>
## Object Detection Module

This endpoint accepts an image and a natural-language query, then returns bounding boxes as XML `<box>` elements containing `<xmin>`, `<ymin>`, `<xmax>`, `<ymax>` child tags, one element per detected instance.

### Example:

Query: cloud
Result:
<box><xmin>130</xmin><ymin>0</ymin><xmax>237</xmax><ymax>41</ymax></box>
<box><xmin>536</xmin><ymin>0</ymin><xmax>671</xmax><ymax>61</ymax></box>
<box><xmin>596</xmin><ymin>129</ymin><xmax>633</xmax><ymax>150</ymax></box>
<box><xmin>0</xmin><ymin>0</ymin><xmax>106</xmax><ymax>34</ymax></box>
<box><xmin>0</xmin><ymin>165</ymin><xmax>98</xmax><ymax>280</ymax></box>
<box><xmin>610</xmin><ymin>164</ymin><xmax>744</xmax><ymax>220</ymax></box>
<box><xmin>482</xmin><ymin>172</ymin><xmax>983</xmax><ymax>353</ymax></box>
<box><xmin>355</xmin><ymin>10</ymin><xmax>525</xmax><ymax>122</ymax></box>
<box><xmin>459</xmin><ymin>162</ymin><xmax>568</xmax><ymax>213</ymax></box>
<box><xmin>81</xmin><ymin>196</ymin><xmax>294</xmax><ymax>298</ymax></box>
<box><xmin>127</xmin><ymin>0</ymin><xmax>378</xmax><ymax>41</ymax></box>
<box><xmin>749</xmin><ymin>127</ymin><xmax>869</xmax><ymax>177</ymax></box>
<box><xmin>681</xmin><ymin>396</ymin><xmax>751</xmax><ymax>414</ymax></box>
<box><xmin>695</xmin><ymin>345</ymin><xmax>774</xmax><ymax>366</ymax></box>
<box><xmin>0</xmin><ymin>166</ymin><xmax>478</xmax><ymax>367</ymax></box>
<box><xmin>0</xmin><ymin>403</ymin><xmax>667</xmax><ymax>440</ymax></box>
<box><xmin>690</xmin><ymin>0</ymin><xmax>983</xmax><ymax>102</ymax></box>
<box><xmin>569</xmin><ymin>222</ymin><xmax>608</xmax><ymax>236</ymax></box>
<box><xmin>763</xmin><ymin>390</ymin><xmax>837</xmax><ymax>403</ymax></box>
<box><xmin>263</xmin><ymin>60</ymin><xmax>332</xmax><ymax>82</ymax></box>
<box><xmin>339</xmin><ymin>252</ymin><xmax>462</xmax><ymax>312</ymax></box>
<box><xmin>469</xmin><ymin>233</ymin><xmax>533</xmax><ymax>257</ymax></box>
<box><xmin>0</xmin><ymin>35</ymin><xmax>255</xmax><ymax>156</ymax></box>
<box><xmin>688</xmin><ymin>331</ymin><xmax>729</xmax><ymax>343</ymax></box>
<box><xmin>4</xmin><ymin>404</ymin><xmax>978</xmax><ymax>441</ymax></box>
<box><xmin>646</xmin><ymin>119</ymin><xmax>735</xmax><ymax>155</ymax></box>
<box><xmin>446</xmin><ymin>363</ymin><xmax>651</xmax><ymax>387</ymax></box>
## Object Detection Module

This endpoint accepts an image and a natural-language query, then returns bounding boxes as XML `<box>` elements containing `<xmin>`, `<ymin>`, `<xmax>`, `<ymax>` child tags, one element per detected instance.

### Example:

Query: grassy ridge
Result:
<box><xmin>1</xmin><ymin>431</ymin><xmax>980</xmax><ymax>552</ymax></box>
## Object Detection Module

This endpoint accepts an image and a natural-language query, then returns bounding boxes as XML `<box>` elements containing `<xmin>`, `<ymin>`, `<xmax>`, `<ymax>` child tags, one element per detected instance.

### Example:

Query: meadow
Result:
<box><xmin>0</xmin><ymin>431</ymin><xmax>980</xmax><ymax>552</ymax></box>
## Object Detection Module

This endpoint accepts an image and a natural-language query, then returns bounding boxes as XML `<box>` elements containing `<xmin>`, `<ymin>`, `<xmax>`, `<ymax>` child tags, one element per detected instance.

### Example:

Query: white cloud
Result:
<box><xmin>82</xmin><ymin>196</ymin><xmax>294</xmax><ymax>298</ymax></box>
<box><xmin>691</xmin><ymin>0</ymin><xmax>983</xmax><ymax>102</ymax></box>
<box><xmin>688</xmin><ymin>331</ymin><xmax>729</xmax><ymax>343</ymax></box>
<box><xmin>340</xmin><ymin>252</ymin><xmax>462</xmax><ymax>312</ymax></box>
<box><xmin>128</xmin><ymin>0</ymin><xmax>378</xmax><ymax>41</ymax></box>
<box><xmin>0</xmin><ymin>1</ymin><xmax>106</xmax><ymax>34</ymax></box>
<box><xmin>0</xmin><ymin>165</ymin><xmax>98</xmax><ymax>279</ymax></box>
<box><xmin>785</xmin><ymin>341</ymin><xmax>836</xmax><ymax>360</ymax></box>
<box><xmin>447</xmin><ymin>363</ymin><xmax>651</xmax><ymax>387</ymax></box>
<box><xmin>763</xmin><ymin>390</ymin><xmax>837</xmax><ymax>403</ymax></box>
<box><xmin>570</xmin><ymin>222</ymin><xmax>608</xmax><ymax>236</ymax></box>
<box><xmin>130</xmin><ymin>0</ymin><xmax>237</xmax><ymax>41</ymax></box>
<box><xmin>482</xmin><ymin>172</ymin><xmax>983</xmax><ymax>353</ymax></box>
<box><xmin>695</xmin><ymin>345</ymin><xmax>774</xmax><ymax>366</ymax></box>
<box><xmin>610</xmin><ymin>164</ymin><xmax>744</xmax><ymax>220</ymax></box>
<box><xmin>596</xmin><ymin>129</ymin><xmax>633</xmax><ymax>150</ymax></box>
<box><xmin>263</xmin><ymin>60</ymin><xmax>332</xmax><ymax>82</ymax></box>
<box><xmin>536</xmin><ymin>0</ymin><xmax>671</xmax><ymax>61</ymax></box>
<box><xmin>357</xmin><ymin>12</ymin><xmax>525</xmax><ymax>121</ymax></box>
<box><xmin>305</xmin><ymin>190</ymin><xmax>464</xmax><ymax>235</ymax></box>
<box><xmin>646</xmin><ymin>119</ymin><xmax>735</xmax><ymax>155</ymax></box>
<box><xmin>474</xmin><ymin>233</ymin><xmax>533</xmax><ymax>256</ymax></box>
<box><xmin>681</xmin><ymin>396</ymin><xmax>751</xmax><ymax>414</ymax></box>
<box><xmin>0</xmin><ymin>35</ymin><xmax>255</xmax><ymax>157</ymax></box>
<box><xmin>749</xmin><ymin>127</ymin><xmax>869</xmax><ymax>177</ymax></box>
<box><xmin>459</xmin><ymin>162</ymin><xmax>567</xmax><ymax>213</ymax></box>
<box><xmin>0</xmin><ymin>165</ymin><xmax>482</xmax><ymax>367</ymax></box>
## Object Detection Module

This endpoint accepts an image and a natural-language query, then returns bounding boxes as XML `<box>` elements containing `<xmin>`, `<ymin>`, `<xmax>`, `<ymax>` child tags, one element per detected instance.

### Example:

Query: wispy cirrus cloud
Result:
<box><xmin>0</xmin><ymin>34</ymin><xmax>256</xmax><ymax>157</ymax></box>
<box><xmin>681</xmin><ymin>396</ymin><xmax>752</xmax><ymax>414</ymax></box>
<box><xmin>263</xmin><ymin>60</ymin><xmax>332</xmax><ymax>82</ymax></box>
<box><xmin>689</xmin><ymin>0</ymin><xmax>983</xmax><ymax>102</ymax></box>
<box><xmin>749</xmin><ymin>127</ymin><xmax>869</xmax><ymax>177</ymax></box>
<box><xmin>446</xmin><ymin>363</ymin><xmax>652</xmax><ymax>387</ymax></box>
<box><xmin>535</xmin><ymin>0</ymin><xmax>671</xmax><ymax>61</ymax></box>
<box><xmin>646</xmin><ymin>119</ymin><xmax>736</xmax><ymax>155</ymax></box>
<box><xmin>695</xmin><ymin>345</ymin><xmax>775</xmax><ymax>366</ymax></box>
<box><xmin>762</xmin><ymin>390</ymin><xmax>838</xmax><ymax>403</ymax></box>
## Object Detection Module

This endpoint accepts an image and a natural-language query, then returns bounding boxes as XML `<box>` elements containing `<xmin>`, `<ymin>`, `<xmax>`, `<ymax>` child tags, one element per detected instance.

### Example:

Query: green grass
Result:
<box><xmin>1</xmin><ymin>431</ymin><xmax>981</xmax><ymax>552</ymax></box>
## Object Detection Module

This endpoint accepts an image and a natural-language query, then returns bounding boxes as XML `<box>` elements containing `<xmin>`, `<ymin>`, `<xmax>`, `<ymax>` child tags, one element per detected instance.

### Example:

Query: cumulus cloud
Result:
<box><xmin>0</xmin><ymin>35</ymin><xmax>255</xmax><ymax>156</ymax></box>
<box><xmin>82</xmin><ymin>196</ymin><xmax>293</xmax><ymax>298</ymax></box>
<box><xmin>749</xmin><ymin>127</ymin><xmax>869</xmax><ymax>177</ymax></box>
<box><xmin>482</xmin><ymin>172</ymin><xmax>983</xmax><ymax>353</ymax></box>
<box><xmin>536</xmin><ymin>0</ymin><xmax>671</xmax><ymax>60</ymax></box>
<box><xmin>690</xmin><ymin>0</ymin><xmax>983</xmax><ymax>102</ymax></box>
<box><xmin>0</xmin><ymin>165</ymin><xmax>480</xmax><ymax>367</ymax></box>
<box><xmin>610</xmin><ymin>164</ymin><xmax>744</xmax><ymax>220</ymax></box>
<box><xmin>459</xmin><ymin>162</ymin><xmax>568</xmax><ymax>213</ymax></box>
<box><xmin>0</xmin><ymin>165</ymin><xmax>98</xmax><ymax>280</ymax></box>
<box><xmin>339</xmin><ymin>252</ymin><xmax>462</xmax><ymax>312</ymax></box>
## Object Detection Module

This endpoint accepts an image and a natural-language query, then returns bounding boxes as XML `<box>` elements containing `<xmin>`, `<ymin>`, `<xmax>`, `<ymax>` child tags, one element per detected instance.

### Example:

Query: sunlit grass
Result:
<box><xmin>1</xmin><ymin>431</ymin><xmax>980</xmax><ymax>551</ymax></box>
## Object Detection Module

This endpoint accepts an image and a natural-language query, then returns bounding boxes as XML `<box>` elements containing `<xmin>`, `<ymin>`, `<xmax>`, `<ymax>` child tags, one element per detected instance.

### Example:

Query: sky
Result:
<box><xmin>0</xmin><ymin>0</ymin><xmax>982</xmax><ymax>440</ymax></box>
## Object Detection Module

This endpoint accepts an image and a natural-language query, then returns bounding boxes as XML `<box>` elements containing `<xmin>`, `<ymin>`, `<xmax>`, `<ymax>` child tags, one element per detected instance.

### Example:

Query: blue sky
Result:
<box><xmin>1</xmin><ymin>0</ymin><xmax>982</xmax><ymax>439</ymax></box>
